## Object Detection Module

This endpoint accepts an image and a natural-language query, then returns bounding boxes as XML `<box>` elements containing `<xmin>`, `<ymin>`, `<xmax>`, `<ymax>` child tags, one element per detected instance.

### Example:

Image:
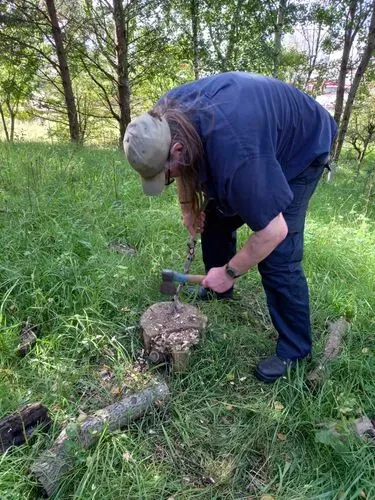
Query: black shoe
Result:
<box><xmin>183</xmin><ymin>286</ymin><xmax>234</xmax><ymax>301</ymax></box>
<box><xmin>255</xmin><ymin>354</ymin><xmax>309</xmax><ymax>383</ymax></box>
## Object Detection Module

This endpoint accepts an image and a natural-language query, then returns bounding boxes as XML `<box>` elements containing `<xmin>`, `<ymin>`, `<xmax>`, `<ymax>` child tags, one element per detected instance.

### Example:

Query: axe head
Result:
<box><xmin>160</xmin><ymin>269</ymin><xmax>178</xmax><ymax>295</ymax></box>
<box><xmin>160</xmin><ymin>280</ymin><xmax>177</xmax><ymax>295</ymax></box>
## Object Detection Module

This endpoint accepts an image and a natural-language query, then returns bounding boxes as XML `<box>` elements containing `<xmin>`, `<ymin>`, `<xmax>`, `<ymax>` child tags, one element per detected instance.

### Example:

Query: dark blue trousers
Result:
<box><xmin>201</xmin><ymin>161</ymin><xmax>325</xmax><ymax>360</ymax></box>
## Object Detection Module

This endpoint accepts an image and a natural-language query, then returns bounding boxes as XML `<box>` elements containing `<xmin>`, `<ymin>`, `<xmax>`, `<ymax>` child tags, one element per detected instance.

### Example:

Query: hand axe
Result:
<box><xmin>160</xmin><ymin>269</ymin><xmax>205</xmax><ymax>295</ymax></box>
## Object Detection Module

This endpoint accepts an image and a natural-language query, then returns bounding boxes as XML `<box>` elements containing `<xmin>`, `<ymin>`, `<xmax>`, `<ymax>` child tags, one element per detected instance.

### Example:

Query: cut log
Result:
<box><xmin>0</xmin><ymin>403</ymin><xmax>50</xmax><ymax>453</ymax></box>
<box><xmin>140</xmin><ymin>301</ymin><xmax>207</xmax><ymax>372</ymax></box>
<box><xmin>31</xmin><ymin>380</ymin><xmax>169</xmax><ymax>497</ymax></box>
<box><xmin>308</xmin><ymin>317</ymin><xmax>350</xmax><ymax>386</ymax></box>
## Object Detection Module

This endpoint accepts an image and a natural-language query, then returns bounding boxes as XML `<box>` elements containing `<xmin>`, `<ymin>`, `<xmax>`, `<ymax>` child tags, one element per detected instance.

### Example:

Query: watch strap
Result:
<box><xmin>225</xmin><ymin>264</ymin><xmax>241</xmax><ymax>279</ymax></box>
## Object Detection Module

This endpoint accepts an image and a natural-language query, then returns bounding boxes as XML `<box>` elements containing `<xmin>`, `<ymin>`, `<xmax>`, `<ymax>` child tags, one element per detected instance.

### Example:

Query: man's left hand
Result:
<box><xmin>201</xmin><ymin>266</ymin><xmax>233</xmax><ymax>293</ymax></box>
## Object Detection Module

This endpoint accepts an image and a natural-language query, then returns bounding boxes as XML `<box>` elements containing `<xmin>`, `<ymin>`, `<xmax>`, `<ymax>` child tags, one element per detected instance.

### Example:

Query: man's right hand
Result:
<box><xmin>182</xmin><ymin>209</ymin><xmax>206</xmax><ymax>237</ymax></box>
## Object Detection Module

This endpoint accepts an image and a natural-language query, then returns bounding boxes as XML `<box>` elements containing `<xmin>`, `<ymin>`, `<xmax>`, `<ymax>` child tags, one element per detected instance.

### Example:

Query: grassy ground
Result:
<box><xmin>0</xmin><ymin>141</ymin><xmax>374</xmax><ymax>500</ymax></box>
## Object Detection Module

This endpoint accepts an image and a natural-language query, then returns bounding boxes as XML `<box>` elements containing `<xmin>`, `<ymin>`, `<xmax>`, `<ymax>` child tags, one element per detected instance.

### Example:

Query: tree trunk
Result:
<box><xmin>113</xmin><ymin>0</ymin><xmax>131</xmax><ymax>148</ymax></box>
<box><xmin>0</xmin><ymin>103</ymin><xmax>10</xmax><ymax>142</ymax></box>
<box><xmin>190</xmin><ymin>0</ymin><xmax>199</xmax><ymax>80</ymax></box>
<box><xmin>225</xmin><ymin>0</ymin><xmax>244</xmax><ymax>70</ymax></box>
<box><xmin>334</xmin><ymin>0</ymin><xmax>358</xmax><ymax>127</ymax></box>
<box><xmin>273</xmin><ymin>0</ymin><xmax>287</xmax><ymax>79</ymax></box>
<box><xmin>9</xmin><ymin>109</ymin><xmax>15</xmax><ymax>142</ymax></box>
<box><xmin>45</xmin><ymin>0</ymin><xmax>80</xmax><ymax>143</ymax></box>
<box><xmin>334</xmin><ymin>1</ymin><xmax>375</xmax><ymax>161</ymax></box>
<box><xmin>5</xmin><ymin>99</ymin><xmax>16</xmax><ymax>142</ymax></box>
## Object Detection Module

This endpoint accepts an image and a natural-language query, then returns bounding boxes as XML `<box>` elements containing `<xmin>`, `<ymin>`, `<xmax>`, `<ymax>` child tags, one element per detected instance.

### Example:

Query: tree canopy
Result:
<box><xmin>1</xmin><ymin>0</ymin><xmax>375</xmax><ymax>159</ymax></box>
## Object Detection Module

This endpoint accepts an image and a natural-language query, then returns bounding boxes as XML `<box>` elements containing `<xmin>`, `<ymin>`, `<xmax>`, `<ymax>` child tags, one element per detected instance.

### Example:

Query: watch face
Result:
<box><xmin>225</xmin><ymin>265</ymin><xmax>237</xmax><ymax>278</ymax></box>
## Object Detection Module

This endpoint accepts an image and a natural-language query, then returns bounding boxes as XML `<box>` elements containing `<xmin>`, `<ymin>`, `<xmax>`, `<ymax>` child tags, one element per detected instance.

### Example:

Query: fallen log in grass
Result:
<box><xmin>31</xmin><ymin>380</ymin><xmax>169</xmax><ymax>497</ymax></box>
<box><xmin>307</xmin><ymin>317</ymin><xmax>350</xmax><ymax>387</ymax></box>
<box><xmin>0</xmin><ymin>403</ymin><xmax>50</xmax><ymax>453</ymax></box>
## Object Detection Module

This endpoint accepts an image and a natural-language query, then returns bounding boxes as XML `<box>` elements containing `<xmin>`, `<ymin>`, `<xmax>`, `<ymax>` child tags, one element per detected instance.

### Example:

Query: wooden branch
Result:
<box><xmin>79</xmin><ymin>50</ymin><xmax>117</xmax><ymax>84</ymax></box>
<box><xmin>37</xmin><ymin>69</ymin><xmax>65</xmax><ymax>96</ymax></box>
<box><xmin>80</xmin><ymin>59</ymin><xmax>120</xmax><ymax>122</ymax></box>
<box><xmin>31</xmin><ymin>113</ymin><xmax>69</xmax><ymax>126</ymax></box>
<box><xmin>307</xmin><ymin>317</ymin><xmax>350</xmax><ymax>386</ymax></box>
<box><xmin>31</xmin><ymin>381</ymin><xmax>169</xmax><ymax>497</ymax></box>
<box><xmin>1</xmin><ymin>33</ymin><xmax>58</xmax><ymax>70</ymax></box>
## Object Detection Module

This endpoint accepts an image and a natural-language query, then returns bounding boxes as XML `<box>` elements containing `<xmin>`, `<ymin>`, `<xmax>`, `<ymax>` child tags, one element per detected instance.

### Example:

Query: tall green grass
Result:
<box><xmin>0</xmin><ymin>141</ymin><xmax>374</xmax><ymax>499</ymax></box>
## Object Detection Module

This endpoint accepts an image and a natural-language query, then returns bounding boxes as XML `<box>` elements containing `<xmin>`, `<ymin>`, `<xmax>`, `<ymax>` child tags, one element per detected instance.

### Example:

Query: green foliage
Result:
<box><xmin>0</xmin><ymin>5</ymin><xmax>41</xmax><ymax>141</ymax></box>
<box><xmin>345</xmin><ymin>79</ymin><xmax>375</xmax><ymax>166</ymax></box>
<box><xmin>0</xmin><ymin>142</ymin><xmax>375</xmax><ymax>498</ymax></box>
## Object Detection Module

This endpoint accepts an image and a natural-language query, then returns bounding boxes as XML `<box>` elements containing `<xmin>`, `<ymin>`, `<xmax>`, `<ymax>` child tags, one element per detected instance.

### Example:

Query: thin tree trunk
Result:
<box><xmin>225</xmin><ymin>0</ymin><xmax>244</xmax><ymax>70</ymax></box>
<box><xmin>358</xmin><ymin>127</ymin><xmax>375</xmax><ymax>166</ymax></box>
<box><xmin>45</xmin><ymin>0</ymin><xmax>80</xmax><ymax>142</ymax></box>
<box><xmin>273</xmin><ymin>0</ymin><xmax>287</xmax><ymax>79</ymax></box>
<box><xmin>304</xmin><ymin>23</ymin><xmax>323</xmax><ymax>91</ymax></box>
<box><xmin>113</xmin><ymin>0</ymin><xmax>131</xmax><ymax>148</ymax></box>
<box><xmin>190</xmin><ymin>0</ymin><xmax>199</xmax><ymax>80</ymax></box>
<box><xmin>0</xmin><ymin>103</ymin><xmax>10</xmax><ymax>142</ymax></box>
<box><xmin>334</xmin><ymin>0</ymin><xmax>358</xmax><ymax>126</ymax></box>
<box><xmin>360</xmin><ymin>138</ymin><xmax>370</xmax><ymax>163</ymax></box>
<box><xmin>6</xmin><ymin>100</ymin><xmax>16</xmax><ymax>142</ymax></box>
<box><xmin>10</xmin><ymin>113</ymin><xmax>15</xmax><ymax>142</ymax></box>
<box><xmin>334</xmin><ymin>2</ymin><xmax>375</xmax><ymax>161</ymax></box>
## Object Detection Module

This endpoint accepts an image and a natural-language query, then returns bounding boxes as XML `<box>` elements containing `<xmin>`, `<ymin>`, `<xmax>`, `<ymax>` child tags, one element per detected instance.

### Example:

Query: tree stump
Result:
<box><xmin>31</xmin><ymin>380</ymin><xmax>169</xmax><ymax>497</ymax></box>
<box><xmin>0</xmin><ymin>403</ymin><xmax>50</xmax><ymax>453</ymax></box>
<box><xmin>140</xmin><ymin>301</ymin><xmax>207</xmax><ymax>372</ymax></box>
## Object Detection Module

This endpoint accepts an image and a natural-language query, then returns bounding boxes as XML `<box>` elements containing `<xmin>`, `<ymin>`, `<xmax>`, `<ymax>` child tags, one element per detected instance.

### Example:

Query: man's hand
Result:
<box><xmin>182</xmin><ymin>209</ymin><xmax>206</xmax><ymax>237</ymax></box>
<box><xmin>201</xmin><ymin>266</ymin><xmax>233</xmax><ymax>293</ymax></box>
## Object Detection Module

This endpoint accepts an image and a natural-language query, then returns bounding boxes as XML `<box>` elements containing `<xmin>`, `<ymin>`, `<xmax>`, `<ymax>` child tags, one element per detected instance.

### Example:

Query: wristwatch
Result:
<box><xmin>225</xmin><ymin>264</ymin><xmax>240</xmax><ymax>279</ymax></box>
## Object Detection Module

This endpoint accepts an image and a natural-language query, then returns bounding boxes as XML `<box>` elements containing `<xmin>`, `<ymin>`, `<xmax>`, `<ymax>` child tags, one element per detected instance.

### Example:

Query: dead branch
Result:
<box><xmin>307</xmin><ymin>317</ymin><xmax>350</xmax><ymax>386</ymax></box>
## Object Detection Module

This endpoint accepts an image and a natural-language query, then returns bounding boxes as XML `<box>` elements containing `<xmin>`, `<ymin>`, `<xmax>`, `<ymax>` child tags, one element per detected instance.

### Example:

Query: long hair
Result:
<box><xmin>148</xmin><ymin>101</ymin><xmax>204</xmax><ymax>218</ymax></box>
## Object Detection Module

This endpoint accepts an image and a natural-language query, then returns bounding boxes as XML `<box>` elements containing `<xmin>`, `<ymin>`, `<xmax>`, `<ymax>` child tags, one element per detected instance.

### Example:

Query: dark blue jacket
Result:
<box><xmin>161</xmin><ymin>72</ymin><xmax>337</xmax><ymax>231</ymax></box>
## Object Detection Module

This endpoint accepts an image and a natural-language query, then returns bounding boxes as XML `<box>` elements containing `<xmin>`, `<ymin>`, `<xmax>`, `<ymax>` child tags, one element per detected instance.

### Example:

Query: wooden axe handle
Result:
<box><xmin>173</xmin><ymin>272</ymin><xmax>205</xmax><ymax>284</ymax></box>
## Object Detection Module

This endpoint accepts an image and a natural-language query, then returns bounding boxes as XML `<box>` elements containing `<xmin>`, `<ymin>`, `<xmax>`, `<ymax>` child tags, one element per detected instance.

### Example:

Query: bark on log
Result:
<box><xmin>0</xmin><ymin>403</ymin><xmax>50</xmax><ymax>453</ymax></box>
<box><xmin>31</xmin><ymin>381</ymin><xmax>169</xmax><ymax>497</ymax></box>
<box><xmin>307</xmin><ymin>317</ymin><xmax>350</xmax><ymax>386</ymax></box>
<box><xmin>171</xmin><ymin>349</ymin><xmax>191</xmax><ymax>373</ymax></box>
